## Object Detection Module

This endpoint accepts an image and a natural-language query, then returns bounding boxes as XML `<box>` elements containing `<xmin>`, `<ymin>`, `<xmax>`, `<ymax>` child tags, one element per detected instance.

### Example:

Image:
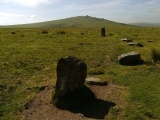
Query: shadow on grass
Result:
<box><xmin>68</xmin><ymin>98</ymin><xmax>116</xmax><ymax>119</ymax></box>
<box><xmin>120</xmin><ymin>59</ymin><xmax>145</xmax><ymax>66</ymax></box>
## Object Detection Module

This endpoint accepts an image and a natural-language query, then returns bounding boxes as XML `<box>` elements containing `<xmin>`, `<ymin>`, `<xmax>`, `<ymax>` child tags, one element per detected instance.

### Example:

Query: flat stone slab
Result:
<box><xmin>127</xmin><ymin>42</ymin><xmax>143</xmax><ymax>47</ymax></box>
<box><xmin>147</xmin><ymin>40</ymin><xmax>154</xmax><ymax>42</ymax></box>
<box><xmin>85</xmin><ymin>77</ymin><xmax>107</xmax><ymax>86</ymax></box>
<box><xmin>121</xmin><ymin>38</ymin><xmax>132</xmax><ymax>42</ymax></box>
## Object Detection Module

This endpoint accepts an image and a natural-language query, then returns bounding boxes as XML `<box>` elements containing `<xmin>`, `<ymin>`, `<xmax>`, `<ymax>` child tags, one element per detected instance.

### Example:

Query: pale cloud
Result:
<box><xmin>0</xmin><ymin>0</ymin><xmax>59</xmax><ymax>7</ymax></box>
<box><xmin>0</xmin><ymin>12</ymin><xmax>25</xmax><ymax>17</ymax></box>
<box><xmin>0</xmin><ymin>12</ymin><xmax>41</xmax><ymax>25</ymax></box>
<box><xmin>65</xmin><ymin>0</ymin><xmax>129</xmax><ymax>11</ymax></box>
<box><xmin>30</xmin><ymin>14</ymin><xmax>37</xmax><ymax>18</ymax></box>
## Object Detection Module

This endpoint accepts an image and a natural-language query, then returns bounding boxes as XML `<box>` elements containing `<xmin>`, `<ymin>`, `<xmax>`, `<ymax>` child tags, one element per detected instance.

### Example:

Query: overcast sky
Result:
<box><xmin>0</xmin><ymin>0</ymin><xmax>160</xmax><ymax>25</ymax></box>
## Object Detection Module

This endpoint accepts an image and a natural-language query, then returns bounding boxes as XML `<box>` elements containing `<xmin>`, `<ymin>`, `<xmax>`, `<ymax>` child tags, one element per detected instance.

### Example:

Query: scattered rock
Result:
<box><xmin>11</xmin><ymin>32</ymin><xmax>16</xmax><ymax>34</ymax></box>
<box><xmin>118</xmin><ymin>52</ymin><xmax>143</xmax><ymax>65</ymax></box>
<box><xmin>127</xmin><ymin>42</ymin><xmax>143</xmax><ymax>47</ymax></box>
<box><xmin>147</xmin><ymin>40</ymin><xmax>154</xmax><ymax>42</ymax></box>
<box><xmin>41</xmin><ymin>30</ymin><xmax>48</xmax><ymax>34</ymax></box>
<box><xmin>121</xmin><ymin>38</ymin><xmax>132</xmax><ymax>42</ymax></box>
<box><xmin>81</xmin><ymin>33</ymin><xmax>84</xmax><ymax>35</ymax></box>
<box><xmin>85</xmin><ymin>77</ymin><xmax>108</xmax><ymax>86</ymax></box>
<box><xmin>57</xmin><ymin>31</ymin><xmax>65</xmax><ymax>35</ymax></box>
<box><xmin>108</xmin><ymin>33</ymin><xmax>113</xmax><ymax>36</ymax></box>
<box><xmin>78</xmin><ymin>113</ymin><xmax>84</xmax><ymax>117</ymax></box>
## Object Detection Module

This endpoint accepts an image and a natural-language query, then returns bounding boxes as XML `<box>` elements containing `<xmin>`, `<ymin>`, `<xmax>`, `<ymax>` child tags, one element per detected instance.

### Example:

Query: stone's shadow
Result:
<box><xmin>52</xmin><ymin>85</ymin><xmax>116</xmax><ymax>119</ymax></box>
<box><xmin>53</xmin><ymin>85</ymin><xmax>116</xmax><ymax>119</ymax></box>
<box><xmin>121</xmin><ymin>59</ymin><xmax>145</xmax><ymax>66</ymax></box>
<box><xmin>68</xmin><ymin>98</ymin><xmax>116</xmax><ymax>119</ymax></box>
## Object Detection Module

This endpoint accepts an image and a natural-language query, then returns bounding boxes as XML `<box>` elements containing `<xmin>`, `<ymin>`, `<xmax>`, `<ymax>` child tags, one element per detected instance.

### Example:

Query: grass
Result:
<box><xmin>0</xmin><ymin>27</ymin><xmax>160</xmax><ymax>119</ymax></box>
<box><xmin>151</xmin><ymin>48</ymin><xmax>160</xmax><ymax>63</ymax></box>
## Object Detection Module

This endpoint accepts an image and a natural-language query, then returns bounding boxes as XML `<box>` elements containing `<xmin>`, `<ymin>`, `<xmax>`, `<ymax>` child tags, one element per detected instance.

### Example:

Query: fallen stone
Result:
<box><xmin>121</xmin><ymin>38</ymin><xmax>132</xmax><ymax>42</ymax></box>
<box><xmin>127</xmin><ymin>42</ymin><xmax>143</xmax><ymax>47</ymax></box>
<box><xmin>147</xmin><ymin>40</ymin><xmax>154</xmax><ymax>42</ymax></box>
<box><xmin>118</xmin><ymin>52</ymin><xmax>142</xmax><ymax>65</ymax></box>
<box><xmin>11</xmin><ymin>32</ymin><xmax>16</xmax><ymax>34</ymax></box>
<box><xmin>85</xmin><ymin>77</ymin><xmax>107</xmax><ymax>86</ymax></box>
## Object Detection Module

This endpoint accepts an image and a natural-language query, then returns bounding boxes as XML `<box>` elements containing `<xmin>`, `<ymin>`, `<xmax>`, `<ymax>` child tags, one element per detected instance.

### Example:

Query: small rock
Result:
<box><xmin>11</xmin><ymin>32</ymin><xmax>16</xmax><ymax>34</ymax></box>
<box><xmin>78</xmin><ymin>113</ymin><xmax>84</xmax><ymax>117</ymax></box>
<box><xmin>127</xmin><ymin>42</ymin><xmax>143</xmax><ymax>47</ymax></box>
<box><xmin>147</xmin><ymin>40</ymin><xmax>154</xmax><ymax>42</ymax></box>
<box><xmin>85</xmin><ymin>77</ymin><xmax>107</xmax><ymax>86</ymax></box>
<box><xmin>121</xmin><ymin>38</ymin><xmax>132</xmax><ymax>42</ymax></box>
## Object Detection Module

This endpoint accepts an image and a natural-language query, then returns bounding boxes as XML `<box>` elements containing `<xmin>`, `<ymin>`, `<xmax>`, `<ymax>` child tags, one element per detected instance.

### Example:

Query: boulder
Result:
<box><xmin>147</xmin><ymin>40</ymin><xmax>154</xmax><ymax>42</ymax></box>
<box><xmin>11</xmin><ymin>32</ymin><xmax>16</xmax><ymax>34</ymax></box>
<box><xmin>85</xmin><ymin>77</ymin><xmax>107</xmax><ymax>86</ymax></box>
<box><xmin>55</xmin><ymin>56</ymin><xmax>87</xmax><ymax>97</ymax></box>
<box><xmin>121</xmin><ymin>38</ymin><xmax>132</xmax><ymax>42</ymax></box>
<box><xmin>127</xmin><ymin>42</ymin><xmax>143</xmax><ymax>47</ymax></box>
<box><xmin>118</xmin><ymin>52</ymin><xmax>141</xmax><ymax>65</ymax></box>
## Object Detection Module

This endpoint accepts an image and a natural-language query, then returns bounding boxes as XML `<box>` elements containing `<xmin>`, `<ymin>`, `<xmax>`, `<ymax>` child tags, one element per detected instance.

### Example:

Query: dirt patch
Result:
<box><xmin>20</xmin><ymin>82</ymin><xmax>128</xmax><ymax>120</ymax></box>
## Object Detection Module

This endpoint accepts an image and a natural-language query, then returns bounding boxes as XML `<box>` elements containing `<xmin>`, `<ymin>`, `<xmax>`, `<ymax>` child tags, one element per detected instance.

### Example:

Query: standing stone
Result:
<box><xmin>55</xmin><ymin>56</ymin><xmax>87</xmax><ymax>97</ymax></box>
<box><xmin>101</xmin><ymin>28</ymin><xmax>106</xmax><ymax>37</ymax></box>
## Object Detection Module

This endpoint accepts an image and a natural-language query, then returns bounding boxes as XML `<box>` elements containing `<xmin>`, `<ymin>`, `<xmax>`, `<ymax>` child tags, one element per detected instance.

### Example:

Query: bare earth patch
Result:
<box><xmin>20</xmin><ymin>82</ymin><xmax>128</xmax><ymax>120</ymax></box>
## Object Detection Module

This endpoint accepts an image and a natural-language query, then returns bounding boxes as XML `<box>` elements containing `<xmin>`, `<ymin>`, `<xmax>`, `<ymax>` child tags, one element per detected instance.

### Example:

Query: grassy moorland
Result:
<box><xmin>0</xmin><ymin>27</ymin><xmax>160</xmax><ymax>120</ymax></box>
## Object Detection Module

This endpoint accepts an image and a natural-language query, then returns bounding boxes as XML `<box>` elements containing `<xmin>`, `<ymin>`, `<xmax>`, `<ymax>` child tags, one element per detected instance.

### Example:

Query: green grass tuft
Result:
<box><xmin>151</xmin><ymin>48</ymin><xmax>160</xmax><ymax>63</ymax></box>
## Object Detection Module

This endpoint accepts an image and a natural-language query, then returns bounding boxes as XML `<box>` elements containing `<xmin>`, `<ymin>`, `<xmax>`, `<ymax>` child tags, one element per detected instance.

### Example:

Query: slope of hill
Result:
<box><xmin>0</xmin><ymin>16</ymin><xmax>133</xmax><ymax>28</ymax></box>
<box><xmin>130</xmin><ymin>23</ymin><xmax>160</xmax><ymax>27</ymax></box>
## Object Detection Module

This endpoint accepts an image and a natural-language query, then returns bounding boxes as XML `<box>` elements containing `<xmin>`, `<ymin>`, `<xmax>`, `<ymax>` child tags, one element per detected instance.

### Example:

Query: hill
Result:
<box><xmin>0</xmin><ymin>16</ymin><xmax>133</xmax><ymax>28</ymax></box>
<box><xmin>130</xmin><ymin>22</ymin><xmax>160</xmax><ymax>27</ymax></box>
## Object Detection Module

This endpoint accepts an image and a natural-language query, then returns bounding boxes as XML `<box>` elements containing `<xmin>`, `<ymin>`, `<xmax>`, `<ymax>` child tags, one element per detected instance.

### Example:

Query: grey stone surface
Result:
<box><xmin>55</xmin><ymin>56</ymin><xmax>87</xmax><ymax>97</ymax></box>
<box><xmin>85</xmin><ymin>77</ymin><xmax>107</xmax><ymax>86</ymax></box>
<box><xmin>121</xmin><ymin>38</ymin><xmax>132</xmax><ymax>42</ymax></box>
<box><xmin>127</xmin><ymin>42</ymin><xmax>143</xmax><ymax>47</ymax></box>
<box><xmin>118</xmin><ymin>52</ymin><xmax>141</xmax><ymax>65</ymax></box>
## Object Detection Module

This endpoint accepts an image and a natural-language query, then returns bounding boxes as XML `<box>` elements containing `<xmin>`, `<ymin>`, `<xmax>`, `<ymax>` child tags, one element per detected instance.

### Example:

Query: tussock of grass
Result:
<box><xmin>151</xmin><ymin>48</ymin><xmax>160</xmax><ymax>63</ymax></box>
<box><xmin>88</xmin><ymin>68</ymin><xmax>105</xmax><ymax>75</ymax></box>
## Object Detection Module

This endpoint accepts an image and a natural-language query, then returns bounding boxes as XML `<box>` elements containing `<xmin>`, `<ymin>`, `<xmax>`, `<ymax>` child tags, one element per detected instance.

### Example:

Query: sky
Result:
<box><xmin>0</xmin><ymin>0</ymin><xmax>160</xmax><ymax>25</ymax></box>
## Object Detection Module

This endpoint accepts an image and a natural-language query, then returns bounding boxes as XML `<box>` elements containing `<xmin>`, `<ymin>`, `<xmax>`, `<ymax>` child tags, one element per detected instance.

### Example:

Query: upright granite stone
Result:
<box><xmin>101</xmin><ymin>28</ymin><xmax>106</xmax><ymax>37</ymax></box>
<box><xmin>55</xmin><ymin>56</ymin><xmax>87</xmax><ymax>97</ymax></box>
